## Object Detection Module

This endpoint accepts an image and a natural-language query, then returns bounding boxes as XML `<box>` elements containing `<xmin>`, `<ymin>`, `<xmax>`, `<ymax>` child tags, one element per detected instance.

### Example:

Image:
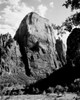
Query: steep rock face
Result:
<box><xmin>67</xmin><ymin>28</ymin><xmax>80</xmax><ymax>67</ymax></box>
<box><xmin>14</xmin><ymin>12</ymin><xmax>63</xmax><ymax>79</ymax></box>
<box><xmin>56</xmin><ymin>38</ymin><xmax>66</xmax><ymax>66</ymax></box>
<box><xmin>0</xmin><ymin>33</ymin><xmax>25</xmax><ymax>75</ymax></box>
<box><xmin>28</xmin><ymin>28</ymin><xmax>80</xmax><ymax>92</ymax></box>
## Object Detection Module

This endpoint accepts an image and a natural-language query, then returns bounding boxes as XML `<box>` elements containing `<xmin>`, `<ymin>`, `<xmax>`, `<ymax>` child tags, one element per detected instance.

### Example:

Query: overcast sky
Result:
<box><xmin>0</xmin><ymin>0</ymin><xmax>73</xmax><ymax>36</ymax></box>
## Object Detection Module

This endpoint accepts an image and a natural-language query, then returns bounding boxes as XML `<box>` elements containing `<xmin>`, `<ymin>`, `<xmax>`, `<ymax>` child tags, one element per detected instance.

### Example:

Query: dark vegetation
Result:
<box><xmin>63</xmin><ymin>0</ymin><xmax>80</xmax><ymax>10</ymax></box>
<box><xmin>62</xmin><ymin>0</ymin><xmax>80</xmax><ymax>32</ymax></box>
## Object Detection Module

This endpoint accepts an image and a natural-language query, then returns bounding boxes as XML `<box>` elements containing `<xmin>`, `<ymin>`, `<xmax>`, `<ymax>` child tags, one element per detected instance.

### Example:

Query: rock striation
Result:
<box><xmin>14</xmin><ymin>12</ymin><xmax>65</xmax><ymax>79</ymax></box>
<box><xmin>0</xmin><ymin>33</ymin><xmax>25</xmax><ymax>75</ymax></box>
<box><xmin>56</xmin><ymin>38</ymin><xmax>66</xmax><ymax>66</ymax></box>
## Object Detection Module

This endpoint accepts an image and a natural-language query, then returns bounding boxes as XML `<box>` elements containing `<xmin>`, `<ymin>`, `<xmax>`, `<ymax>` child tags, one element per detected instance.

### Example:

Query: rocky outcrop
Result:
<box><xmin>14</xmin><ymin>12</ymin><xmax>65</xmax><ymax>79</ymax></box>
<box><xmin>0</xmin><ymin>33</ymin><xmax>25</xmax><ymax>75</ymax></box>
<box><xmin>67</xmin><ymin>28</ymin><xmax>80</xmax><ymax>67</ymax></box>
<box><xmin>56</xmin><ymin>38</ymin><xmax>66</xmax><ymax>66</ymax></box>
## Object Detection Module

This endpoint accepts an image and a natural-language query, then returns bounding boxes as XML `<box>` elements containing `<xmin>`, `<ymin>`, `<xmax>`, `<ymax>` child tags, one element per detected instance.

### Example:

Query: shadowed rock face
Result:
<box><xmin>67</xmin><ymin>28</ymin><xmax>80</xmax><ymax>67</ymax></box>
<box><xmin>14</xmin><ymin>12</ymin><xmax>65</xmax><ymax>79</ymax></box>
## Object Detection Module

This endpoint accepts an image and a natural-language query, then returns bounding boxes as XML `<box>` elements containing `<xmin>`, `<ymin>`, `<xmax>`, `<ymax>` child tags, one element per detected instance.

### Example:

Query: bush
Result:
<box><xmin>69</xmin><ymin>78</ymin><xmax>80</xmax><ymax>93</ymax></box>
<box><xmin>47</xmin><ymin>87</ymin><xmax>54</xmax><ymax>93</ymax></box>
<box><xmin>54</xmin><ymin>85</ymin><xmax>65</xmax><ymax>95</ymax></box>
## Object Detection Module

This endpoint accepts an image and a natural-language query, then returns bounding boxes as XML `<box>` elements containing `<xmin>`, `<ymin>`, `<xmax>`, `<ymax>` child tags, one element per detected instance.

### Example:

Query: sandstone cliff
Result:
<box><xmin>14</xmin><ymin>12</ymin><xmax>66</xmax><ymax>79</ymax></box>
<box><xmin>0</xmin><ymin>12</ymin><xmax>67</xmax><ymax>94</ymax></box>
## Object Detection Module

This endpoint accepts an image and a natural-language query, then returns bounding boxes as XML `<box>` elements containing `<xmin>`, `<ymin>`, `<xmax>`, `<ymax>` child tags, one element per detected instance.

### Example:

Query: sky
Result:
<box><xmin>0</xmin><ymin>0</ymin><xmax>73</xmax><ymax>37</ymax></box>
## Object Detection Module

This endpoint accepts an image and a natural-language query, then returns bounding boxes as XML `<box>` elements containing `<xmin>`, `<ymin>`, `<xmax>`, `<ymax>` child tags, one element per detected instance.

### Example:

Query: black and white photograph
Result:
<box><xmin>0</xmin><ymin>0</ymin><xmax>80</xmax><ymax>100</ymax></box>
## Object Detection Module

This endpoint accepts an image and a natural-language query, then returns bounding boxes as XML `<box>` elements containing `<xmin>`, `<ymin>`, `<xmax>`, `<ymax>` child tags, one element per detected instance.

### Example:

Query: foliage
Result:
<box><xmin>47</xmin><ymin>87</ymin><xmax>54</xmax><ymax>93</ymax></box>
<box><xmin>62</xmin><ymin>12</ymin><xmax>80</xmax><ymax>32</ymax></box>
<box><xmin>63</xmin><ymin>0</ymin><xmax>80</xmax><ymax>10</ymax></box>
<box><xmin>62</xmin><ymin>0</ymin><xmax>80</xmax><ymax>32</ymax></box>
<box><xmin>69</xmin><ymin>79</ymin><xmax>80</xmax><ymax>93</ymax></box>
<box><xmin>54</xmin><ymin>85</ymin><xmax>65</xmax><ymax>94</ymax></box>
<box><xmin>1</xmin><ymin>84</ymin><xmax>25</xmax><ymax>95</ymax></box>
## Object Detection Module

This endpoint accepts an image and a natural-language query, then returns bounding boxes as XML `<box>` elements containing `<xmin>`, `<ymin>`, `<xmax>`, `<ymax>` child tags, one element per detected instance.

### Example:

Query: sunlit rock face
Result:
<box><xmin>14</xmin><ymin>12</ymin><xmax>65</xmax><ymax>79</ymax></box>
<box><xmin>67</xmin><ymin>28</ymin><xmax>80</xmax><ymax>67</ymax></box>
<box><xmin>56</xmin><ymin>38</ymin><xmax>66</xmax><ymax>66</ymax></box>
<box><xmin>0</xmin><ymin>33</ymin><xmax>25</xmax><ymax>75</ymax></box>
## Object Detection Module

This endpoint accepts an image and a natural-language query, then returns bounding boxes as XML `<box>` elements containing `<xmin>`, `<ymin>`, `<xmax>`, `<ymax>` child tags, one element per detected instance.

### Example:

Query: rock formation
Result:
<box><xmin>0</xmin><ymin>33</ymin><xmax>25</xmax><ymax>75</ymax></box>
<box><xmin>67</xmin><ymin>28</ymin><xmax>80</xmax><ymax>67</ymax></box>
<box><xmin>14</xmin><ymin>12</ymin><xmax>65</xmax><ymax>79</ymax></box>
<box><xmin>25</xmin><ymin>28</ymin><xmax>80</xmax><ymax>93</ymax></box>
<box><xmin>1</xmin><ymin>12</ymin><xmax>80</xmax><ymax>95</ymax></box>
<box><xmin>0</xmin><ymin>12</ymin><xmax>68</xmax><ymax>94</ymax></box>
<box><xmin>56</xmin><ymin>38</ymin><xmax>66</xmax><ymax>66</ymax></box>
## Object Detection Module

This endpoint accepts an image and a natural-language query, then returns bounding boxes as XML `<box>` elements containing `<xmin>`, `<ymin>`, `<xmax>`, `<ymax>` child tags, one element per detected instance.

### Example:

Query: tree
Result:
<box><xmin>62</xmin><ymin>0</ymin><xmax>80</xmax><ymax>32</ymax></box>
<box><xmin>62</xmin><ymin>12</ymin><xmax>80</xmax><ymax>32</ymax></box>
<box><xmin>63</xmin><ymin>0</ymin><xmax>80</xmax><ymax>10</ymax></box>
